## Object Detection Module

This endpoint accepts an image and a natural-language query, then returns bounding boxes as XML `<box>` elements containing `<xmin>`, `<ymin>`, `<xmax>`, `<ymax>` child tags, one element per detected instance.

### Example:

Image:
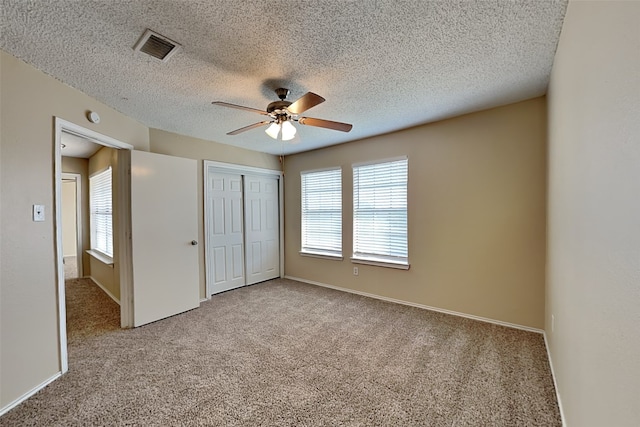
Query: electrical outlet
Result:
<box><xmin>353</xmin><ymin>267</ymin><xmax>359</xmax><ymax>276</ymax></box>
<box><xmin>551</xmin><ymin>315</ymin><xmax>555</xmax><ymax>333</ymax></box>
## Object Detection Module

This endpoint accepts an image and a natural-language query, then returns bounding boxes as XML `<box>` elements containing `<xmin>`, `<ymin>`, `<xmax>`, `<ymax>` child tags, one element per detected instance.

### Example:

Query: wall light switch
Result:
<box><xmin>33</xmin><ymin>204</ymin><xmax>45</xmax><ymax>222</ymax></box>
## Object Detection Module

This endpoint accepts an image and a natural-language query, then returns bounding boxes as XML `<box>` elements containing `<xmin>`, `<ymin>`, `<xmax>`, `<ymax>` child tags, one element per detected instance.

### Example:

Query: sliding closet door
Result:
<box><xmin>206</xmin><ymin>171</ymin><xmax>245</xmax><ymax>295</ymax></box>
<box><xmin>244</xmin><ymin>175</ymin><xmax>280</xmax><ymax>285</ymax></box>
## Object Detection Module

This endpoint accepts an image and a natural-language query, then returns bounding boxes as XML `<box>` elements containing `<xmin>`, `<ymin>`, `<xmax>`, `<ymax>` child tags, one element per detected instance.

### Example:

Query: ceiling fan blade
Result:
<box><xmin>298</xmin><ymin>117</ymin><xmax>353</xmax><ymax>132</ymax></box>
<box><xmin>212</xmin><ymin>101</ymin><xmax>269</xmax><ymax>116</ymax></box>
<box><xmin>287</xmin><ymin>92</ymin><xmax>325</xmax><ymax>114</ymax></box>
<box><xmin>227</xmin><ymin>121</ymin><xmax>272</xmax><ymax>135</ymax></box>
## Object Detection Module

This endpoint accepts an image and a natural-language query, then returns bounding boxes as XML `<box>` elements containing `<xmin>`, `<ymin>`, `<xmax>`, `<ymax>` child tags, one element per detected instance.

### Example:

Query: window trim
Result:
<box><xmin>300</xmin><ymin>167</ymin><xmax>343</xmax><ymax>258</ymax></box>
<box><xmin>86</xmin><ymin>249</ymin><xmax>114</xmax><ymax>266</ymax></box>
<box><xmin>300</xmin><ymin>251</ymin><xmax>344</xmax><ymax>261</ymax></box>
<box><xmin>352</xmin><ymin>156</ymin><xmax>409</xmax><ymax>269</ymax></box>
<box><xmin>350</xmin><ymin>256</ymin><xmax>410</xmax><ymax>270</ymax></box>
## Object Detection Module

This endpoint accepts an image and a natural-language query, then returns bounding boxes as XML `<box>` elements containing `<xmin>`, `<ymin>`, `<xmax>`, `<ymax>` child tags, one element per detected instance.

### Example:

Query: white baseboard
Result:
<box><xmin>0</xmin><ymin>372</ymin><xmax>61</xmax><ymax>417</ymax></box>
<box><xmin>543</xmin><ymin>332</ymin><xmax>567</xmax><ymax>427</ymax></box>
<box><xmin>284</xmin><ymin>275</ymin><xmax>544</xmax><ymax>334</ymax></box>
<box><xmin>89</xmin><ymin>276</ymin><xmax>120</xmax><ymax>305</ymax></box>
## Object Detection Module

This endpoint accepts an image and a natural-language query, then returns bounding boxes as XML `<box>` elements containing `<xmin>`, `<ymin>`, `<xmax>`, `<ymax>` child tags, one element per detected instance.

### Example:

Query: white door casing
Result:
<box><xmin>207</xmin><ymin>172</ymin><xmax>245</xmax><ymax>295</ymax></box>
<box><xmin>130</xmin><ymin>150</ymin><xmax>200</xmax><ymax>327</ymax></box>
<box><xmin>244</xmin><ymin>175</ymin><xmax>280</xmax><ymax>285</ymax></box>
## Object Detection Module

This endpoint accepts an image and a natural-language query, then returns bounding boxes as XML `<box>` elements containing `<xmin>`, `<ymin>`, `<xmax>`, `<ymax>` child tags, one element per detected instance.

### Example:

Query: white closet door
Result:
<box><xmin>206</xmin><ymin>171</ymin><xmax>245</xmax><ymax>294</ymax></box>
<box><xmin>130</xmin><ymin>151</ymin><xmax>200</xmax><ymax>327</ymax></box>
<box><xmin>244</xmin><ymin>175</ymin><xmax>280</xmax><ymax>285</ymax></box>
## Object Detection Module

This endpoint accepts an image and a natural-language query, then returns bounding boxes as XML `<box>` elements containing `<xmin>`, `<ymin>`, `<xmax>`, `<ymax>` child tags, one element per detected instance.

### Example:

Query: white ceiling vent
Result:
<box><xmin>133</xmin><ymin>29</ymin><xmax>181</xmax><ymax>62</ymax></box>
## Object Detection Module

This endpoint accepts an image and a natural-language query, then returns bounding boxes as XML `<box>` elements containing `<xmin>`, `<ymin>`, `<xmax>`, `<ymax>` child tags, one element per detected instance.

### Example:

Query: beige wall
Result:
<box><xmin>546</xmin><ymin>1</ymin><xmax>640</xmax><ymax>426</ymax></box>
<box><xmin>0</xmin><ymin>50</ymin><xmax>149</xmax><ymax>410</ymax></box>
<box><xmin>87</xmin><ymin>147</ymin><xmax>120</xmax><ymax>301</ymax></box>
<box><xmin>62</xmin><ymin>157</ymin><xmax>90</xmax><ymax>276</ymax></box>
<box><xmin>149</xmin><ymin>129</ymin><xmax>280</xmax><ymax>298</ymax></box>
<box><xmin>284</xmin><ymin>97</ymin><xmax>547</xmax><ymax>329</ymax></box>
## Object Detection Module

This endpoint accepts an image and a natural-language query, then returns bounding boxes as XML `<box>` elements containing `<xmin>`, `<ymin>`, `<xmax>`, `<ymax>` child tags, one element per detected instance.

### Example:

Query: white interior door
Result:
<box><xmin>130</xmin><ymin>150</ymin><xmax>200</xmax><ymax>327</ymax></box>
<box><xmin>244</xmin><ymin>175</ymin><xmax>280</xmax><ymax>285</ymax></box>
<box><xmin>206</xmin><ymin>171</ymin><xmax>245</xmax><ymax>294</ymax></box>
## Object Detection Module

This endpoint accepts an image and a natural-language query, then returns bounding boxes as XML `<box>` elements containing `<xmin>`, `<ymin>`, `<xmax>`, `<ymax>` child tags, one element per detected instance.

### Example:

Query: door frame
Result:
<box><xmin>61</xmin><ymin>172</ymin><xmax>83</xmax><ymax>278</ymax></box>
<box><xmin>203</xmin><ymin>160</ymin><xmax>284</xmax><ymax>298</ymax></box>
<box><xmin>54</xmin><ymin>117</ymin><xmax>133</xmax><ymax>373</ymax></box>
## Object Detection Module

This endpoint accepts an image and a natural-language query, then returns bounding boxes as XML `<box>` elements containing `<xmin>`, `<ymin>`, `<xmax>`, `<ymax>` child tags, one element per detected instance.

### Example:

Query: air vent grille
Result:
<box><xmin>133</xmin><ymin>29</ymin><xmax>181</xmax><ymax>62</ymax></box>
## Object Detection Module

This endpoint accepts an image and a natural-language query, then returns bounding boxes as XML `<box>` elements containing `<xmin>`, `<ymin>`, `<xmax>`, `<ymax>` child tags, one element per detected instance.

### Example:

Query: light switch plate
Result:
<box><xmin>33</xmin><ymin>204</ymin><xmax>45</xmax><ymax>222</ymax></box>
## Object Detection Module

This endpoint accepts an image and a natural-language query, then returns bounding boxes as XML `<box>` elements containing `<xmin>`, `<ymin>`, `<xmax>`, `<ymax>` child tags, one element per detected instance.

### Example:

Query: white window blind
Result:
<box><xmin>353</xmin><ymin>158</ymin><xmax>408</xmax><ymax>266</ymax></box>
<box><xmin>89</xmin><ymin>167</ymin><xmax>113</xmax><ymax>258</ymax></box>
<box><xmin>301</xmin><ymin>168</ymin><xmax>342</xmax><ymax>257</ymax></box>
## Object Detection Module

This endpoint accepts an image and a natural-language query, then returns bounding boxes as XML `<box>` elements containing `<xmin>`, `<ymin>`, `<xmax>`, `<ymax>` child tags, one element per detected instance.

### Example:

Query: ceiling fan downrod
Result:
<box><xmin>275</xmin><ymin>88</ymin><xmax>290</xmax><ymax>100</ymax></box>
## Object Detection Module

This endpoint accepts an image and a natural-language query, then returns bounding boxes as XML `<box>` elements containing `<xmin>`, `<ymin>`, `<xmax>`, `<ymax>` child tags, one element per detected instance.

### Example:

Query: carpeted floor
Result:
<box><xmin>1</xmin><ymin>278</ymin><xmax>561</xmax><ymax>426</ymax></box>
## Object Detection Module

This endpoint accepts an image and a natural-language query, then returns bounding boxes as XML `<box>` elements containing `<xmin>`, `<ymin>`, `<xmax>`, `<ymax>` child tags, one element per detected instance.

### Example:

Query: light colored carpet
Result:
<box><xmin>1</xmin><ymin>278</ymin><xmax>561</xmax><ymax>426</ymax></box>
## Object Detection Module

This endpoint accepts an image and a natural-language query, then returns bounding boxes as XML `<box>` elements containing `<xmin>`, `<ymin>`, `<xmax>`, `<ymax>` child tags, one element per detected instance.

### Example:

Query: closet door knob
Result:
<box><xmin>191</xmin><ymin>240</ymin><xmax>198</xmax><ymax>245</ymax></box>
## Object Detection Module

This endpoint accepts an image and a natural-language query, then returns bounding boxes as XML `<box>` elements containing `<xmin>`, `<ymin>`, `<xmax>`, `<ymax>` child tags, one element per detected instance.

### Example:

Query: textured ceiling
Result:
<box><xmin>1</xmin><ymin>0</ymin><xmax>567</xmax><ymax>155</ymax></box>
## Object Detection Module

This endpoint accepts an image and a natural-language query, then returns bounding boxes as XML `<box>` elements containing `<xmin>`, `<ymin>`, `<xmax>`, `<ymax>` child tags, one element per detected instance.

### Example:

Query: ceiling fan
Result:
<box><xmin>212</xmin><ymin>88</ymin><xmax>353</xmax><ymax>141</ymax></box>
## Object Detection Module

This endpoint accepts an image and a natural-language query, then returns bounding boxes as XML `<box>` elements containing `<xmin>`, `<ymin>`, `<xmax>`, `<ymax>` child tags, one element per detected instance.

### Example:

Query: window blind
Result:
<box><xmin>353</xmin><ymin>158</ymin><xmax>408</xmax><ymax>265</ymax></box>
<box><xmin>301</xmin><ymin>168</ymin><xmax>342</xmax><ymax>257</ymax></box>
<box><xmin>89</xmin><ymin>167</ymin><xmax>113</xmax><ymax>257</ymax></box>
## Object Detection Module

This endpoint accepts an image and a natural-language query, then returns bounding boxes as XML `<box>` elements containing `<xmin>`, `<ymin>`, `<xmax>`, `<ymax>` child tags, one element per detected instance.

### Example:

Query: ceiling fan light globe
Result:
<box><xmin>265</xmin><ymin>122</ymin><xmax>280</xmax><ymax>139</ymax></box>
<box><xmin>281</xmin><ymin>120</ymin><xmax>297</xmax><ymax>141</ymax></box>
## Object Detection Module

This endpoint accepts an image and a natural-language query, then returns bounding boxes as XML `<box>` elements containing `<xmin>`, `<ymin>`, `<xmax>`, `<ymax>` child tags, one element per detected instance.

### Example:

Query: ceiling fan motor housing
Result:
<box><xmin>267</xmin><ymin>88</ymin><xmax>293</xmax><ymax>117</ymax></box>
<box><xmin>266</xmin><ymin>100</ymin><xmax>292</xmax><ymax>114</ymax></box>
<box><xmin>267</xmin><ymin>88</ymin><xmax>293</xmax><ymax>123</ymax></box>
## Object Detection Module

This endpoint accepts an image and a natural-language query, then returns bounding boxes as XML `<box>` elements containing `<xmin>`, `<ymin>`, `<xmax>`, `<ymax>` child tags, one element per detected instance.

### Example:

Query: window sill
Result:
<box><xmin>299</xmin><ymin>251</ymin><xmax>344</xmax><ymax>261</ymax></box>
<box><xmin>86</xmin><ymin>249</ymin><xmax>114</xmax><ymax>267</ymax></box>
<box><xmin>351</xmin><ymin>257</ymin><xmax>410</xmax><ymax>270</ymax></box>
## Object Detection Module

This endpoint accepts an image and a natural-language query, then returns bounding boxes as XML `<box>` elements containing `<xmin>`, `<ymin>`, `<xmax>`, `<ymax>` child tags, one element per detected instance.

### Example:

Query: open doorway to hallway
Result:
<box><xmin>54</xmin><ymin>118</ymin><xmax>134</xmax><ymax>374</ymax></box>
<box><xmin>60</xmin><ymin>132</ymin><xmax>121</xmax><ymax>341</ymax></box>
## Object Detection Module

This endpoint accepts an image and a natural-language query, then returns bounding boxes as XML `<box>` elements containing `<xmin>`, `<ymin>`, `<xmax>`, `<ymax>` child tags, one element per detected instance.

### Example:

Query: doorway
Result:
<box><xmin>54</xmin><ymin>118</ymin><xmax>133</xmax><ymax>373</ymax></box>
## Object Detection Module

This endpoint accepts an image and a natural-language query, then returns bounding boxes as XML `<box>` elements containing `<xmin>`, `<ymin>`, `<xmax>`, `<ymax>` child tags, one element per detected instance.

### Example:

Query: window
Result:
<box><xmin>301</xmin><ymin>168</ymin><xmax>342</xmax><ymax>258</ymax></box>
<box><xmin>89</xmin><ymin>167</ymin><xmax>113</xmax><ymax>258</ymax></box>
<box><xmin>353</xmin><ymin>157</ymin><xmax>408</xmax><ymax>268</ymax></box>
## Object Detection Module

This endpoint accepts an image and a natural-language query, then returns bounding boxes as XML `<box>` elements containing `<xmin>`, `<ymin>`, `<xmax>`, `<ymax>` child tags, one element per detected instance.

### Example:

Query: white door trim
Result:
<box><xmin>54</xmin><ymin>117</ymin><xmax>133</xmax><ymax>373</ymax></box>
<box><xmin>203</xmin><ymin>160</ymin><xmax>283</xmax><ymax>298</ymax></box>
<box><xmin>203</xmin><ymin>160</ymin><xmax>283</xmax><ymax>178</ymax></box>
<box><xmin>61</xmin><ymin>172</ymin><xmax>83</xmax><ymax>278</ymax></box>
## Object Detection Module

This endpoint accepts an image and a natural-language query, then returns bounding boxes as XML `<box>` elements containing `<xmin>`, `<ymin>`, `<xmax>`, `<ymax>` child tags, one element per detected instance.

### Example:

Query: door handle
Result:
<box><xmin>191</xmin><ymin>240</ymin><xmax>198</xmax><ymax>245</ymax></box>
